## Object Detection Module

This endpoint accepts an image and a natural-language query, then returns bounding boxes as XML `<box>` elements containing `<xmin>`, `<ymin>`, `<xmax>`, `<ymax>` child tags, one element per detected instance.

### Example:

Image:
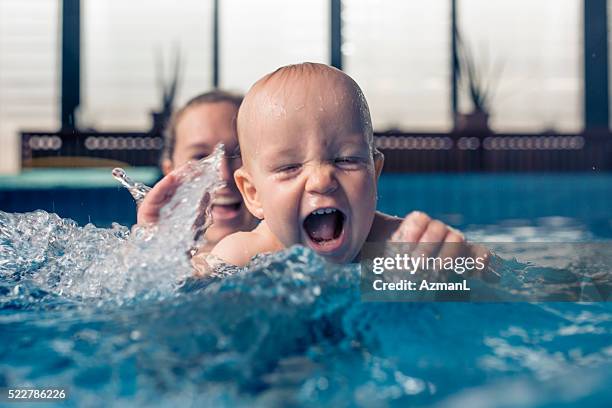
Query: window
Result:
<box><xmin>220</xmin><ymin>0</ymin><xmax>328</xmax><ymax>92</ymax></box>
<box><xmin>82</xmin><ymin>0</ymin><xmax>213</xmax><ymax>130</ymax></box>
<box><xmin>0</xmin><ymin>0</ymin><xmax>59</xmax><ymax>130</ymax></box>
<box><xmin>459</xmin><ymin>0</ymin><xmax>581</xmax><ymax>132</ymax></box>
<box><xmin>343</xmin><ymin>0</ymin><xmax>451</xmax><ymax>131</ymax></box>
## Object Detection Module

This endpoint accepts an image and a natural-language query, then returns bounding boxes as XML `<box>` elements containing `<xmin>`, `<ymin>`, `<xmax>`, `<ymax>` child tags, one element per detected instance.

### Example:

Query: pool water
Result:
<box><xmin>377</xmin><ymin>173</ymin><xmax>612</xmax><ymax>240</ymax></box>
<box><xmin>1</xmin><ymin>173</ymin><xmax>611</xmax><ymax>407</ymax></box>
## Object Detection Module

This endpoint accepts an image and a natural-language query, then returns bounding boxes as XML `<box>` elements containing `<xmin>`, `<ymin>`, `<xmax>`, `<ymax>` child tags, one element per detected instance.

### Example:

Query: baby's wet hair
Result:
<box><xmin>237</xmin><ymin>62</ymin><xmax>375</xmax><ymax>154</ymax></box>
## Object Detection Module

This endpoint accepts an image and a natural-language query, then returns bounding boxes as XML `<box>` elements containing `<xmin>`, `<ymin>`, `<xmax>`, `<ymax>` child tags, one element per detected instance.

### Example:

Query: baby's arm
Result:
<box><xmin>369</xmin><ymin>211</ymin><xmax>463</xmax><ymax>242</ymax></box>
<box><xmin>374</xmin><ymin>211</ymin><xmax>492</xmax><ymax>275</ymax></box>
<box><xmin>389</xmin><ymin>211</ymin><xmax>464</xmax><ymax>243</ymax></box>
<box><xmin>371</xmin><ymin>210</ymin><xmax>480</xmax><ymax>257</ymax></box>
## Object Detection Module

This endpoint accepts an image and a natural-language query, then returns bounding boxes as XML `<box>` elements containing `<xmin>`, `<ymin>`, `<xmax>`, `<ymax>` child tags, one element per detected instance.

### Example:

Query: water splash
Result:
<box><xmin>0</xmin><ymin>145</ymin><xmax>225</xmax><ymax>304</ymax></box>
<box><xmin>111</xmin><ymin>167</ymin><xmax>152</xmax><ymax>205</ymax></box>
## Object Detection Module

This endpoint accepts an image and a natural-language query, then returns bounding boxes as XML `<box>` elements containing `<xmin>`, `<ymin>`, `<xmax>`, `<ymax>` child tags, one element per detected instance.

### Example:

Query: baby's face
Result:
<box><xmin>238</xmin><ymin>74</ymin><xmax>381</xmax><ymax>263</ymax></box>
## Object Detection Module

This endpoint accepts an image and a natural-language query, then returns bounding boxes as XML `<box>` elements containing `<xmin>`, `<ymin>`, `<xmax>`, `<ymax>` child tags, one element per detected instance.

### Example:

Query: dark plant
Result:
<box><xmin>154</xmin><ymin>46</ymin><xmax>182</xmax><ymax>129</ymax></box>
<box><xmin>456</xmin><ymin>29</ymin><xmax>503</xmax><ymax>114</ymax></box>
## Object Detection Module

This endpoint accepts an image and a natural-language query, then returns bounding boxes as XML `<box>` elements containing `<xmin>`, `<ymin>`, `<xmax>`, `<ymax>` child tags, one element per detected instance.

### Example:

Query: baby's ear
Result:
<box><xmin>373</xmin><ymin>149</ymin><xmax>385</xmax><ymax>179</ymax></box>
<box><xmin>234</xmin><ymin>168</ymin><xmax>264</xmax><ymax>219</ymax></box>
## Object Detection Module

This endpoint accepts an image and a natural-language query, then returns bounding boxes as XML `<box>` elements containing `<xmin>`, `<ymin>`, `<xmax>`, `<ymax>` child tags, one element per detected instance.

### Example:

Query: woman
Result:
<box><xmin>138</xmin><ymin>90</ymin><xmax>258</xmax><ymax>251</ymax></box>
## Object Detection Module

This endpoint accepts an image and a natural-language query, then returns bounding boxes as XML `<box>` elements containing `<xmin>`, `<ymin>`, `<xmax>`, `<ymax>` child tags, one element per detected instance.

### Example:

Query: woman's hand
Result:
<box><xmin>136</xmin><ymin>173</ymin><xmax>181</xmax><ymax>225</ymax></box>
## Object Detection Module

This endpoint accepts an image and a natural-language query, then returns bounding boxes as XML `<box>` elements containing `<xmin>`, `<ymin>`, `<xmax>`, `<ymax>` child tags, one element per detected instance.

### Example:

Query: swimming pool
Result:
<box><xmin>0</xmin><ymin>167</ymin><xmax>161</xmax><ymax>227</ymax></box>
<box><xmin>1</xmin><ymin>173</ymin><xmax>611</xmax><ymax>407</ymax></box>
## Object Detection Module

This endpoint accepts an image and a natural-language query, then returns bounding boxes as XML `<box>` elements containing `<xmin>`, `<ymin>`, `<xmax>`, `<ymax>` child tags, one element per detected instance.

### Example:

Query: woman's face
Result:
<box><xmin>165</xmin><ymin>102</ymin><xmax>257</xmax><ymax>247</ymax></box>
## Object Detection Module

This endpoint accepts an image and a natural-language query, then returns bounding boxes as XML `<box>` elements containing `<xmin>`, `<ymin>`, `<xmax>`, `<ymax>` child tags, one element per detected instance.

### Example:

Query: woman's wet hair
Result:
<box><xmin>161</xmin><ymin>90</ymin><xmax>243</xmax><ymax>164</ymax></box>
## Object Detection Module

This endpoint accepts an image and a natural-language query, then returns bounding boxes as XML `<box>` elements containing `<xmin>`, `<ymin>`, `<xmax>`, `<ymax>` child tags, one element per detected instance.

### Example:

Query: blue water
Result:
<box><xmin>1</xmin><ymin>174</ymin><xmax>611</xmax><ymax>407</ymax></box>
<box><xmin>377</xmin><ymin>173</ymin><xmax>612</xmax><ymax>239</ymax></box>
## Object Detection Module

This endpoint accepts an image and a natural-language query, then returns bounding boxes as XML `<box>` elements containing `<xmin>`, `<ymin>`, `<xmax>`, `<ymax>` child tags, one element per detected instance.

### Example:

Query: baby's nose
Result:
<box><xmin>305</xmin><ymin>163</ymin><xmax>338</xmax><ymax>195</ymax></box>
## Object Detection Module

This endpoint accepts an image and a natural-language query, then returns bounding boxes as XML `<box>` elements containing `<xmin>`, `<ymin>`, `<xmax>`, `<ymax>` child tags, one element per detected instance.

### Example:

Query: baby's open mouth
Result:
<box><xmin>303</xmin><ymin>208</ymin><xmax>346</xmax><ymax>249</ymax></box>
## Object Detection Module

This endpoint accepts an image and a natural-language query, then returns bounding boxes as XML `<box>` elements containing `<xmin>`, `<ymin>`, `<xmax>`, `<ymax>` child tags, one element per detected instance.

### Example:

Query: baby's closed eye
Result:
<box><xmin>275</xmin><ymin>163</ymin><xmax>302</xmax><ymax>174</ymax></box>
<box><xmin>334</xmin><ymin>156</ymin><xmax>368</xmax><ymax>170</ymax></box>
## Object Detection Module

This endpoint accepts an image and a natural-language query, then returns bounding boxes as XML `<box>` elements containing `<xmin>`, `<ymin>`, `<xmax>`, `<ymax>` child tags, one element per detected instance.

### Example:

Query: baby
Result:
<box><xmin>209</xmin><ymin>63</ymin><xmax>470</xmax><ymax>267</ymax></box>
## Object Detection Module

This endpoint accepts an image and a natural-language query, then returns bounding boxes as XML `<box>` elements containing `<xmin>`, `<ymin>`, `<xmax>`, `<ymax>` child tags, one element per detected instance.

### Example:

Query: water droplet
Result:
<box><xmin>130</xmin><ymin>330</ymin><xmax>142</xmax><ymax>341</ymax></box>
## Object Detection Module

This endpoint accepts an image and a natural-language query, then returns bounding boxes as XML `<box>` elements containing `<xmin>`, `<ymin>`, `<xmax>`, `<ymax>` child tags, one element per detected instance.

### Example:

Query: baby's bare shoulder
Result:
<box><xmin>210</xmin><ymin>231</ymin><xmax>261</xmax><ymax>267</ymax></box>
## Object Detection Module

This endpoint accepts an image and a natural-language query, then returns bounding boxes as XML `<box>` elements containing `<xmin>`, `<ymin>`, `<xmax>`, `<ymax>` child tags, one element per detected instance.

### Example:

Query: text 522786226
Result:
<box><xmin>2</xmin><ymin>388</ymin><xmax>67</xmax><ymax>402</ymax></box>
